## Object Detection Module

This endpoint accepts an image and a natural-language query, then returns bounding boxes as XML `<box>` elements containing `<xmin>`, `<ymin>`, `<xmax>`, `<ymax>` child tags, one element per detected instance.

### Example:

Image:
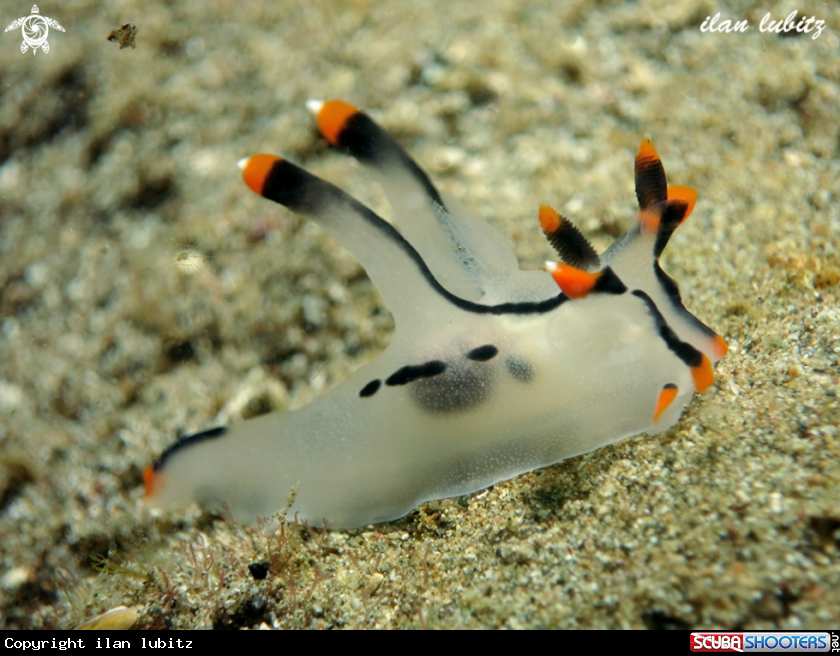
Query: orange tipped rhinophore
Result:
<box><xmin>316</xmin><ymin>100</ymin><xmax>359</xmax><ymax>146</ymax></box>
<box><xmin>711</xmin><ymin>335</ymin><xmax>729</xmax><ymax>360</ymax></box>
<box><xmin>240</xmin><ymin>154</ymin><xmax>282</xmax><ymax>196</ymax></box>
<box><xmin>653</xmin><ymin>384</ymin><xmax>679</xmax><ymax>422</ymax></box>
<box><xmin>538</xmin><ymin>205</ymin><xmax>562</xmax><ymax>233</ymax></box>
<box><xmin>545</xmin><ymin>261</ymin><xmax>601</xmax><ymax>299</ymax></box>
<box><xmin>636</xmin><ymin>135</ymin><xmax>661</xmax><ymax>167</ymax></box>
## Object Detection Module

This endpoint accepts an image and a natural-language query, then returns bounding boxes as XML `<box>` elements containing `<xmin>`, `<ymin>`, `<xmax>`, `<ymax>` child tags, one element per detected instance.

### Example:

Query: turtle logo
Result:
<box><xmin>4</xmin><ymin>5</ymin><xmax>65</xmax><ymax>55</ymax></box>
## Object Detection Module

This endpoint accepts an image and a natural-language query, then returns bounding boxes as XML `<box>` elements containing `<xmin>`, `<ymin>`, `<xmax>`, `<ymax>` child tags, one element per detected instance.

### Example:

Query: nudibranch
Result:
<box><xmin>144</xmin><ymin>100</ymin><xmax>726</xmax><ymax>528</ymax></box>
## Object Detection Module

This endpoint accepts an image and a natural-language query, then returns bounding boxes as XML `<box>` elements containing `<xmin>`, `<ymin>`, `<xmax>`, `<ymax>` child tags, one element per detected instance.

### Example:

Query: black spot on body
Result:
<box><xmin>466</xmin><ymin>344</ymin><xmax>498</xmax><ymax>361</ymax></box>
<box><xmin>506</xmin><ymin>357</ymin><xmax>534</xmax><ymax>383</ymax></box>
<box><xmin>386</xmin><ymin>360</ymin><xmax>447</xmax><ymax>386</ymax></box>
<box><xmin>359</xmin><ymin>379</ymin><xmax>381</xmax><ymax>397</ymax></box>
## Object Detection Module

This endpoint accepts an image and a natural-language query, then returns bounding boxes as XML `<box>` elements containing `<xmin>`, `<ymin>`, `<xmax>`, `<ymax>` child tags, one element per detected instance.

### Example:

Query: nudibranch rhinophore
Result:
<box><xmin>144</xmin><ymin>100</ymin><xmax>727</xmax><ymax>528</ymax></box>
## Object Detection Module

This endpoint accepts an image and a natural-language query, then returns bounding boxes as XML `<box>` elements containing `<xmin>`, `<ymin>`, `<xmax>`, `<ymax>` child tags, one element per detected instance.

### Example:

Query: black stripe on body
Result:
<box><xmin>653</xmin><ymin>262</ymin><xmax>720</xmax><ymax>340</ymax></box>
<box><xmin>259</xmin><ymin>158</ymin><xmax>569</xmax><ymax>316</ymax></box>
<box><xmin>632</xmin><ymin>290</ymin><xmax>704</xmax><ymax>368</ymax></box>
<box><xmin>153</xmin><ymin>426</ymin><xmax>228</xmax><ymax>472</ymax></box>
<box><xmin>386</xmin><ymin>361</ymin><xmax>447</xmax><ymax>386</ymax></box>
<box><xmin>654</xmin><ymin>261</ymin><xmax>682</xmax><ymax>304</ymax></box>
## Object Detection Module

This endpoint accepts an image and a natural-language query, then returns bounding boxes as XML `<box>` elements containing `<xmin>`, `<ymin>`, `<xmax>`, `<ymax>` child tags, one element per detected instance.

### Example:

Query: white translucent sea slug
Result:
<box><xmin>144</xmin><ymin>100</ymin><xmax>727</xmax><ymax>528</ymax></box>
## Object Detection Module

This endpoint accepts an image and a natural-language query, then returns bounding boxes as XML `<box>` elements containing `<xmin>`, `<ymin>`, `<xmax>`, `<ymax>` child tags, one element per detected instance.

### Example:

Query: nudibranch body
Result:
<box><xmin>144</xmin><ymin>101</ymin><xmax>726</xmax><ymax>528</ymax></box>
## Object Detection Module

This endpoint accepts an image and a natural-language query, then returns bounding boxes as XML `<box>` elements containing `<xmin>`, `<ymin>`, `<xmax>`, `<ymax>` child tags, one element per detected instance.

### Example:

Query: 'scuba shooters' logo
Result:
<box><xmin>4</xmin><ymin>5</ymin><xmax>65</xmax><ymax>55</ymax></box>
<box><xmin>691</xmin><ymin>632</ymin><xmax>834</xmax><ymax>653</ymax></box>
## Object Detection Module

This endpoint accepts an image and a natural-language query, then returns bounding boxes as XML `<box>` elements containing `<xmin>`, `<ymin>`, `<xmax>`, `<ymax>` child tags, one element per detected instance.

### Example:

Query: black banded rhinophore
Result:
<box><xmin>144</xmin><ymin>100</ymin><xmax>727</xmax><ymax>528</ymax></box>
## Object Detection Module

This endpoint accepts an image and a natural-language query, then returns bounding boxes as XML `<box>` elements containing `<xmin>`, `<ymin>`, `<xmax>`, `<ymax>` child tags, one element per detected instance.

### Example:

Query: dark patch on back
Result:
<box><xmin>506</xmin><ymin>357</ymin><xmax>534</xmax><ymax>383</ymax></box>
<box><xmin>359</xmin><ymin>379</ymin><xmax>381</xmax><ymax>398</ymax></box>
<box><xmin>466</xmin><ymin>344</ymin><xmax>498</xmax><ymax>362</ymax></box>
<box><xmin>386</xmin><ymin>360</ymin><xmax>447</xmax><ymax>386</ymax></box>
<box><xmin>411</xmin><ymin>359</ymin><xmax>495</xmax><ymax>413</ymax></box>
<box><xmin>154</xmin><ymin>426</ymin><xmax>228</xmax><ymax>472</ymax></box>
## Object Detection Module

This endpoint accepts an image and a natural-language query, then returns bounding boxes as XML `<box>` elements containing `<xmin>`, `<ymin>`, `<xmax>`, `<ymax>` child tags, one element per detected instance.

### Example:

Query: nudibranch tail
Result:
<box><xmin>145</xmin><ymin>102</ymin><xmax>726</xmax><ymax>528</ymax></box>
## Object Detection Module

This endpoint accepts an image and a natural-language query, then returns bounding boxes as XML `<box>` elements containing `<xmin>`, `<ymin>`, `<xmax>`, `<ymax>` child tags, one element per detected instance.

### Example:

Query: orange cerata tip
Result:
<box><xmin>667</xmin><ymin>185</ymin><xmax>698</xmax><ymax>222</ymax></box>
<box><xmin>315</xmin><ymin>99</ymin><xmax>359</xmax><ymax>146</ymax></box>
<box><xmin>538</xmin><ymin>205</ymin><xmax>562</xmax><ymax>233</ymax></box>
<box><xmin>142</xmin><ymin>465</ymin><xmax>157</xmax><ymax>498</ymax></box>
<box><xmin>637</xmin><ymin>135</ymin><xmax>660</xmax><ymax>163</ymax></box>
<box><xmin>544</xmin><ymin>261</ymin><xmax>600</xmax><ymax>298</ymax></box>
<box><xmin>239</xmin><ymin>154</ymin><xmax>282</xmax><ymax>196</ymax></box>
<box><xmin>712</xmin><ymin>334</ymin><xmax>728</xmax><ymax>360</ymax></box>
<box><xmin>691</xmin><ymin>353</ymin><xmax>715</xmax><ymax>393</ymax></box>
<box><xmin>653</xmin><ymin>384</ymin><xmax>679</xmax><ymax>422</ymax></box>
